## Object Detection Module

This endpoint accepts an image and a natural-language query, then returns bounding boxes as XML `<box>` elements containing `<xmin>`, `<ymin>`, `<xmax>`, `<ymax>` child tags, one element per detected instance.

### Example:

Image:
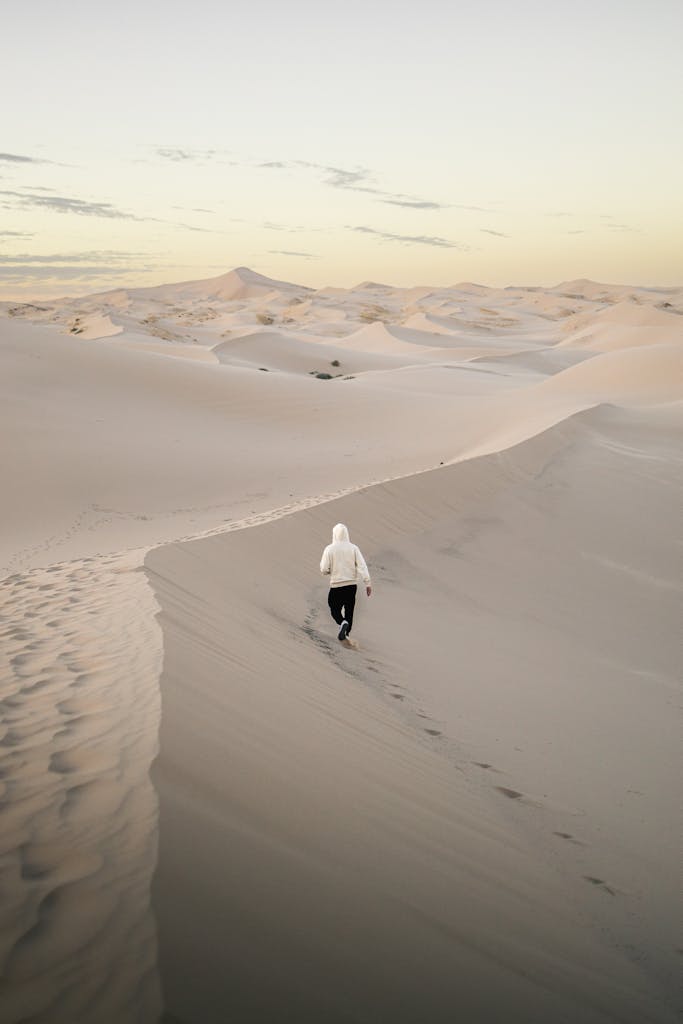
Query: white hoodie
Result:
<box><xmin>320</xmin><ymin>523</ymin><xmax>371</xmax><ymax>588</ymax></box>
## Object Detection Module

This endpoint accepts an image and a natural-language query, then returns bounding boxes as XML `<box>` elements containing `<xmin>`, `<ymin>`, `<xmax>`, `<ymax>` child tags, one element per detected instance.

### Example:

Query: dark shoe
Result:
<box><xmin>338</xmin><ymin>620</ymin><xmax>349</xmax><ymax>641</ymax></box>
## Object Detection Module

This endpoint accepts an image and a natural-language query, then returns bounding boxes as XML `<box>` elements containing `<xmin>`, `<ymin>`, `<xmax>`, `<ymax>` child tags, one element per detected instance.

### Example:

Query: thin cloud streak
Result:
<box><xmin>0</xmin><ymin>188</ymin><xmax>214</xmax><ymax>232</ymax></box>
<box><xmin>0</xmin><ymin>189</ymin><xmax>145</xmax><ymax>219</ymax></box>
<box><xmin>154</xmin><ymin>147</ymin><xmax>236</xmax><ymax>165</ymax></box>
<box><xmin>171</xmin><ymin>206</ymin><xmax>215</xmax><ymax>214</ymax></box>
<box><xmin>157</xmin><ymin>148</ymin><xmax>209</xmax><ymax>161</ymax></box>
<box><xmin>600</xmin><ymin>215</ymin><xmax>640</xmax><ymax>233</ymax></box>
<box><xmin>262</xmin><ymin>221</ymin><xmax>312</xmax><ymax>233</ymax></box>
<box><xmin>259</xmin><ymin>159</ymin><xmax>455</xmax><ymax>212</ymax></box>
<box><xmin>381</xmin><ymin>199</ymin><xmax>444</xmax><ymax>210</ymax></box>
<box><xmin>268</xmin><ymin>249</ymin><xmax>320</xmax><ymax>259</ymax></box>
<box><xmin>0</xmin><ymin>250</ymin><xmax>150</xmax><ymax>265</ymax></box>
<box><xmin>0</xmin><ymin>266</ymin><xmax>154</xmax><ymax>281</ymax></box>
<box><xmin>351</xmin><ymin>226</ymin><xmax>469</xmax><ymax>250</ymax></box>
<box><xmin>0</xmin><ymin>153</ymin><xmax>46</xmax><ymax>164</ymax></box>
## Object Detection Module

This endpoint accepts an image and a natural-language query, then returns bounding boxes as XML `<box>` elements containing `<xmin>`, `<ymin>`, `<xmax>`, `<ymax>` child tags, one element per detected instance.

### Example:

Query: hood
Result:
<box><xmin>332</xmin><ymin>523</ymin><xmax>350</xmax><ymax>543</ymax></box>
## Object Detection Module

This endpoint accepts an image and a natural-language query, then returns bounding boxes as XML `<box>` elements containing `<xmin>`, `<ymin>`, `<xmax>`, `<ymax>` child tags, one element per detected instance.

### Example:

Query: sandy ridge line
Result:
<box><xmin>1</xmin><ymin>391</ymin><xmax>599</xmax><ymax>588</ymax></box>
<box><xmin>148</xmin><ymin>399</ymin><xmax>601</xmax><ymax>556</ymax></box>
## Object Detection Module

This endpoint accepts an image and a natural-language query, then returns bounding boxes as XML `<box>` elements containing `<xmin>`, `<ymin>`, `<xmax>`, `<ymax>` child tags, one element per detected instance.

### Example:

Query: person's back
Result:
<box><xmin>321</xmin><ymin>524</ymin><xmax>365</xmax><ymax>586</ymax></box>
<box><xmin>320</xmin><ymin>523</ymin><xmax>371</xmax><ymax>644</ymax></box>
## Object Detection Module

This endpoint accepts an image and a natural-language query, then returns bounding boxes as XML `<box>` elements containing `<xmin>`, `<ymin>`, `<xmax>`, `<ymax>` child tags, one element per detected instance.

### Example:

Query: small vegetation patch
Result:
<box><xmin>359</xmin><ymin>304</ymin><xmax>390</xmax><ymax>322</ymax></box>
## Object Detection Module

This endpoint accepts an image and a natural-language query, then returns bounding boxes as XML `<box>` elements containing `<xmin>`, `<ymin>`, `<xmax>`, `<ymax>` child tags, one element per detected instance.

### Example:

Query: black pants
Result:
<box><xmin>327</xmin><ymin>584</ymin><xmax>357</xmax><ymax>633</ymax></box>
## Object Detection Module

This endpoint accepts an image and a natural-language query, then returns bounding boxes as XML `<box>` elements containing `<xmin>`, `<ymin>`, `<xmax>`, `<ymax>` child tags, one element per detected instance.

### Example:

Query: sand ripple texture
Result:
<box><xmin>0</xmin><ymin>552</ymin><xmax>162</xmax><ymax>1024</ymax></box>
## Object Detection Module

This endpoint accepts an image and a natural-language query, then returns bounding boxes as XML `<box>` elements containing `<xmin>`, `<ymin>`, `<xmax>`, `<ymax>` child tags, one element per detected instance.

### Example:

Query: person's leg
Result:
<box><xmin>342</xmin><ymin>585</ymin><xmax>357</xmax><ymax>632</ymax></box>
<box><xmin>327</xmin><ymin>588</ymin><xmax>344</xmax><ymax>626</ymax></box>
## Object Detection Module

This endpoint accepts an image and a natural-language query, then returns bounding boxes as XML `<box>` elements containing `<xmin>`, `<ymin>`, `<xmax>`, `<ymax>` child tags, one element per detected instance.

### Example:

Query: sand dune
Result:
<box><xmin>65</xmin><ymin>312</ymin><xmax>123</xmax><ymax>340</ymax></box>
<box><xmin>109</xmin><ymin>266</ymin><xmax>309</xmax><ymax>305</ymax></box>
<box><xmin>212</xmin><ymin>327</ymin><xmax>412</xmax><ymax>375</ymax></box>
<box><xmin>1</xmin><ymin>269</ymin><xmax>681</xmax><ymax>1023</ymax></box>
<box><xmin>541</xmin><ymin>343</ymin><xmax>683</xmax><ymax>403</ymax></box>
<box><xmin>341</xmin><ymin>319</ymin><xmax>454</xmax><ymax>353</ymax></box>
<box><xmin>146</xmin><ymin>405</ymin><xmax>681</xmax><ymax>1023</ymax></box>
<box><xmin>560</xmin><ymin>301</ymin><xmax>683</xmax><ymax>352</ymax></box>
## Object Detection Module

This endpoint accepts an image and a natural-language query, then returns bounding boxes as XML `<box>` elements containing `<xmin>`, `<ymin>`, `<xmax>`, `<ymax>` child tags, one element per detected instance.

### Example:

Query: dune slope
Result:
<box><xmin>146</xmin><ymin>405</ymin><xmax>682</xmax><ymax>1024</ymax></box>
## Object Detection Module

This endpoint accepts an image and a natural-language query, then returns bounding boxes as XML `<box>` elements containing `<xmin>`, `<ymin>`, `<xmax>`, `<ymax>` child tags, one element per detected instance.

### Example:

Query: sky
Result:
<box><xmin>1</xmin><ymin>0</ymin><xmax>681</xmax><ymax>298</ymax></box>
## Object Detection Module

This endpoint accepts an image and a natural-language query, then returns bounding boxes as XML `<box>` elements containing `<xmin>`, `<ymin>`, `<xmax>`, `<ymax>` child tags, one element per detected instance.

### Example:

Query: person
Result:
<box><xmin>320</xmin><ymin>523</ymin><xmax>372</xmax><ymax>643</ymax></box>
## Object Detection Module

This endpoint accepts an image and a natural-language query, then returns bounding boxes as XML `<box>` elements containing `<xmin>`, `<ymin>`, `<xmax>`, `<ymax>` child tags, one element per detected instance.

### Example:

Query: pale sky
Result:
<box><xmin>2</xmin><ymin>0</ymin><xmax>681</xmax><ymax>298</ymax></box>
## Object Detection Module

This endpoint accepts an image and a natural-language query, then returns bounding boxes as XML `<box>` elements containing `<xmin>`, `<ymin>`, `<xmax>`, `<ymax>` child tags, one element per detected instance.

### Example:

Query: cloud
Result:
<box><xmin>0</xmin><ymin>250</ymin><xmax>160</xmax><ymax>285</ymax></box>
<box><xmin>154</xmin><ymin>147</ymin><xmax>235</xmax><ymax>165</ymax></box>
<box><xmin>481</xmin><ymin>228</ymin><xmax>510</xmax><ymax>238</ymax></box>
<box><xmin>351</xmin><ymin>226</ymin><xmax>469</xmax><ymax>250</ymax></box>
<box><xmin>0</xmin><ymin>152</ymin><xmax>47</xmax><ymax>164</ymax></box>
<box><xmin>0</xmin><ymin>188</ymin><xmax>214</xmax><ymax>232</ymax></box>
<box><xmin>380</xmin><ymin>199</ymin><xmax>444</xmax><ymax>210</ymax></box>
<box><xmin>600</xmin><ymin>215</ymin><xmax>639</xmax><ymax>232</ymax></box>
<box><xmin>454</xmin><ymin>203</ymin><xmax>493</xmax><ymax>212</ymax></box>
<box><xmin>546</xmin><ymin>211</ymin><xmax>574</xmax><ymax>218</ymax></box>
<box><xmin>0</xmin><ymin>230</ymin><xmax>34</xmax><ymax>238</ymax></box>
<box><xmin>0</xmin><ymin>251</ymin><xmax>159</xmax><ymax>283</ymax></box>
<box><xmin>316</xmin><ymin>165</ymin><xmax>379</xmax><ymax>192</ymax></box>
<box><xmin>177</xmin><ymin>222</ymin><xmax>213</xmax><ymax>233</ymax></box>
<box><xmin>156</xmin><ymin>148</ymin><xmax>217</xmax><ymax>162</ymax></box>
<box><xmin>381</xmin><ymin>198</ymin><xmax>491</xmax><ymax>212</ymax></box>
<box><xmin>0</xmin><ymin>265</ymin><xmax>153</xmax><ymax>281</ymax></box>
<box><xmin>268</xmin><ymin>249</ymin><xmax>319</xmax><ymax>259</ymax></box>
<box><xmin>171</xmin><ymin>205</ymin><xmax>215</xmax><ymax>214</ymax></box>
<box><xmin>0</xmin><ymin>188</ymin><xmax>144</xmax><ymax>219</ymax></box>
<box><xmin>262</xmin><ymin>220</ymin><xmax>311</xmax><ymax>233</ymax></box>
<box><xmin>260</xmin><ymin>159</ymin><xmax>453</xmax><ymax>211</ymax></box>
<box><xmin>156</xmin><ymin>148</ymin><xmax>200</xmax><ymax>161</ymax></box>
<box><xmin>0</xmin><ymin>250</ymin><xmax>148</xmax><ymax>265</ymax></box>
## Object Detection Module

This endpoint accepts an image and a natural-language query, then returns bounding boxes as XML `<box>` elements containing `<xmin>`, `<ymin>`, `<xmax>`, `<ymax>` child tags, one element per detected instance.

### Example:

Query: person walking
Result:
<box><xmin>320</xmin><ymin>523</ymin><xmax>372</xmax><ymax>643</ymax></box>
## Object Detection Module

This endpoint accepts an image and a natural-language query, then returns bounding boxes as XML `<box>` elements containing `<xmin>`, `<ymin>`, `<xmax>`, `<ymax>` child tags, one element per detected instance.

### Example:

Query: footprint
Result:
<box><xmin>495</xmin><ymin>786</ymin><xmax>524</xmax><ymax>800</ymax></box>
<box><xmin>554</xmin><ymin>831</ymin><xmax>585</xmax><ymax>846</ymax></box>
<box><xmin>424</xmin><ymin>728</ymin><xmax>442</xmax><ymax>737</ymax></box>
<box><xmin>584</xmin><ymin>876</ymin><xmax>616</xmax><ymax>896</ymax></box>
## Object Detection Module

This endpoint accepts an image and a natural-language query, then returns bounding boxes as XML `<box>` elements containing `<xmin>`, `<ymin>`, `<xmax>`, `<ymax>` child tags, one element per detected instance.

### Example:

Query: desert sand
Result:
<box><xmin>0</xmin><ymin>268</ymin><xmax>681</xmax><ymax>1023</ymax></box>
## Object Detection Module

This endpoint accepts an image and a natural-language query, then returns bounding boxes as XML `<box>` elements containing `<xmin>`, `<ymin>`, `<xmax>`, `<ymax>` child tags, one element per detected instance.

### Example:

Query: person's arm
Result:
<box><xmin>320</xmin><ymin>546</ymin><xmax>331</xmax><ymax>575</ymax></box>
<box><xmin>355</xmin><ymin>547</ymin><xmax>372</xmax><ymax>596</ymax></box>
